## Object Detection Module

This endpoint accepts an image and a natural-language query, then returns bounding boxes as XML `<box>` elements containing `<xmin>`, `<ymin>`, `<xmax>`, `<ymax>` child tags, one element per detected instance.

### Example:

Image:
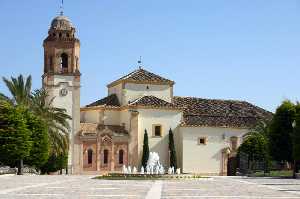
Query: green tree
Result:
<box><xmin>141</xmin><ymin>129</ymin><xmax>149</xmax><ymax>168</ymax></box>
<box><xmin>292</xmin><ymin>103</ymin><xmax>300</xmax><ymax>177</ymax></box>
<box><xmin>0</xmin><ymin>101</ymin><xmax>32</xmax><ymax>174</ymax></box>
<box><xmin>2</xmin><ymin>75</ymin><xmax>70</xmax><ymax>155</ymax></box>
<box><xmin>238</xmin><ymin>132</ymin><xmax>269</xmax><ymax>169</ymax></box>
<box><xmin>40</xmin><ymin>152</ymin><xmax>68</xmax><ymax>174</ymax></box>
<box><xmin>2</xmin><ymin>75</ymin><xmax>32</xmax><ymax>106</ymax></box>
<box><xmin>169</xmin><ymin>128</ymin><xmax>177</xmax><ymax>170</ymax></box>
<box><xmin>2</xmin><ymin>75</ymin><xmax>71</xmax><ymax>173</ymax></box>
<box><xmin>23</xmin><ymin>110</ymin><xmax>49</xmax><ymax>170</ymax></box>
<box><xmin>268</xmin><ymin>100</ymin><xmax>295</xmax><ymax>163</ymax></box>
<box><xmin>30</xmin><ymin>89</ymin><xmax>70</xmax><ymax>155</ymax></box>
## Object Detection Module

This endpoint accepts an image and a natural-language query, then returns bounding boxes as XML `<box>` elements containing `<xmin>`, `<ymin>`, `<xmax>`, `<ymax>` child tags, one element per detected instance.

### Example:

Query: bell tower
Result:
<box><xmin>42</xmin><ymin>13</ymin><xmax>81</xmax><ymax>174</ymax></box>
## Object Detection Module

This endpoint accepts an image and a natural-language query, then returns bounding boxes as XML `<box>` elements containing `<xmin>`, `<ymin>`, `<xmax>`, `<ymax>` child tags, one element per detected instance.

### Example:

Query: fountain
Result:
<box><xmin>113</xmin><ymin>152</ymin><xmax>185</xmax><ymax>180</ymax></box>
<box><xmin>146</xmin><ymin>152</ymin><xmax>165</xmax><ymax>175</ymax></box>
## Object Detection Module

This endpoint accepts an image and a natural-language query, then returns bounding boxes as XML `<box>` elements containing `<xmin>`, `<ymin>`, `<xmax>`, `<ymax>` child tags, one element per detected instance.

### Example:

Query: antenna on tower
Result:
<box><xmin>59</xmin><ymin>0</ymin><xmax>64</xmax><ymax>16</ymax></box>
<box><xmin>138</xmin><ymin>56</ymin><xmax>142</xmax><ymax>69</ymax></box>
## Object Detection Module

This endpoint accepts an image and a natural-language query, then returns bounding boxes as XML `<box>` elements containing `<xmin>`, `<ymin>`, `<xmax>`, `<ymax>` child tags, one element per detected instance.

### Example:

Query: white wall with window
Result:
<box><xmin>137</xmin><ymin>109</ymin><xmax>182</xmax><ymax>167</ymax></box>
<box><xmin>180</xmin><ymin>127</ymin><xmax>248</xmax><ymax>174</ymax></box>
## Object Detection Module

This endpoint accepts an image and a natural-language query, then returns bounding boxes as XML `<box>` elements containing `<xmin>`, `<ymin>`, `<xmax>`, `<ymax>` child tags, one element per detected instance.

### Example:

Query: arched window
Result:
<box><xmin>119</xmin><ymin>150</ymin><xmax>124</xmax><ymax>164</ymax></box>
<box><xmin>88</xmin><ymin>149</ymin><xmax>93</xmax><ymax>164</ymax></box>
<box><xmin>103</xmin><ymin>149</ymin><xmax>109</xmax><ymax>164</ymax></box>
<box><xmin>60</xmin><ymin>53</ymin><xmax>68</xmax><ymax>72</ymax></box>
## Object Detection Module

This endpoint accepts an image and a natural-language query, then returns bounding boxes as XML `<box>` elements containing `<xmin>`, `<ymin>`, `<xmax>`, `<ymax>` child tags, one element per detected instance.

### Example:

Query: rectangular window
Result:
<box><xmin>153</xmin><ymin>125</ymin><xmax>162</xmax><ymax>137</ymax></box>
<box><xmin>198</xmin><ymin>137</ymin><xmax>207</xmax><ymax>145</ymax></box>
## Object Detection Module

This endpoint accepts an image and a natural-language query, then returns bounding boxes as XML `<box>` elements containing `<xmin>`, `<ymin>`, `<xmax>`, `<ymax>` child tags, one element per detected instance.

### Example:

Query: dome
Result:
<box><xmin>50</xmin><ymin>15</ymin><xmax>74</xmax><ymax>30</ymax></box>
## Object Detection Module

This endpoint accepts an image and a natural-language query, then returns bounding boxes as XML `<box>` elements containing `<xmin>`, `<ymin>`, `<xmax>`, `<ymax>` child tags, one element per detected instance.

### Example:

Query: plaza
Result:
<box><xmin>0</xmin><ymin>175</ymin><xmax>300</xmax><ymax>199</ymax></box>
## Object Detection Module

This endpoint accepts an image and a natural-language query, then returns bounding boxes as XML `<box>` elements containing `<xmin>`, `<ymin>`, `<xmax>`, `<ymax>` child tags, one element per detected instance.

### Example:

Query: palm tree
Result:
<box><xmin>2</xmin><ymin>75</ymin><xmax>71</xmax><ymax>171</ymax></box>
<box><xmin>2</xmin><ymin>75</ymin><xmax>32</xmax><ymax>106</ymax></box>
<box><xmin>30</xmin><ymin>89</ymin><xmax>71</xmax><ymax>154</ymax></box>
<box><xmin>0</xmin><ymin>93</ymin><xmax>13</xmax><ymax>104</ymax></box>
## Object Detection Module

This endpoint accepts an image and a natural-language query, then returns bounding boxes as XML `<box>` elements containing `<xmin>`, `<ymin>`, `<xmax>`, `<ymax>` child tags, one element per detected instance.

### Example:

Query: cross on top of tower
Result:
<box><xmin>138</xmin><ymin>56</ymin><xmax>142</xmax><ymax>69</ymax></box>
<box><xmin>59</xmin><ymin>0</ymin><xmax>64</xmax><ymax>16</ymax></box>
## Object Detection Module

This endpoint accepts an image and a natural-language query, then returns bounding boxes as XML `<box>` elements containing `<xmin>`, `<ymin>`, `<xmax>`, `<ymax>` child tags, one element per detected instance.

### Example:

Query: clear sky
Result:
<box><xmin>0</xmin><ymin>0</ymin><xmax>299</xmax><ymax>112</ymax></box>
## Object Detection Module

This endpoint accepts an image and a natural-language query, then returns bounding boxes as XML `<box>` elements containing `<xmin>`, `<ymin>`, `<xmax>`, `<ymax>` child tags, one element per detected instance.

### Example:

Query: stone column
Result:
<box><xmin>111</xmin><ymin>144</ymin><xmax>115</xmax><ymax>171</ymax></box>
<box><xmin>97</xmin><ymin>139</ymin><xmax>101</xmax><ymax>171</ymax></box>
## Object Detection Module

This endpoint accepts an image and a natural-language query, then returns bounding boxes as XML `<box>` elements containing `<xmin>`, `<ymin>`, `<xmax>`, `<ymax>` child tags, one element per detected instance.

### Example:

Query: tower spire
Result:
<box><xmin>59</xmin><ymin>0</ymin><xmax>64</xmax><ymax>16</ymax></box>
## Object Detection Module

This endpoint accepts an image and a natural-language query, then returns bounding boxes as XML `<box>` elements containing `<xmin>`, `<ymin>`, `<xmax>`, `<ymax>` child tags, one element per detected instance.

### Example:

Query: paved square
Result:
<box><xmin>0</xmin><ymin>175</ymin><xmax>300</xmax><ymax>198</ymax></box>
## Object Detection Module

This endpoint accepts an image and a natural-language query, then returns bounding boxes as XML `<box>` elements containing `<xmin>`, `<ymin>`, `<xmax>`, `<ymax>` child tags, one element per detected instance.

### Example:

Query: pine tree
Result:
<box><xmin>169</xmin><ymin>128</ymin><xmax>177</xmax><ymax>170</ymax></box>
<box><xmin>141</xmin><ymin>129</ymin><xmax>149</xmax><ymax>168</ymax></box>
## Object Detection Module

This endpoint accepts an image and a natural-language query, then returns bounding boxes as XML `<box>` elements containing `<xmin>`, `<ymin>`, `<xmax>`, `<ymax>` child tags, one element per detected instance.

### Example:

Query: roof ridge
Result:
<box><xmin>107</xmin><ymin>67</ymin><xmax>174</xmax><ymax>87</ymax></box>
<box><xmin>174</xmin><ymin>96</ymin><xmax>245</xmax><ymax>103</ymax></box>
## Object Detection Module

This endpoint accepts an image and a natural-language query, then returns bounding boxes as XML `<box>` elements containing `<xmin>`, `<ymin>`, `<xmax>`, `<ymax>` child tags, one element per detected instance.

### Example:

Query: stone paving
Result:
<box><xmin>0</xmin><ymin>175</ymin><xmax>300</xmax><ymax>198</ymax></box>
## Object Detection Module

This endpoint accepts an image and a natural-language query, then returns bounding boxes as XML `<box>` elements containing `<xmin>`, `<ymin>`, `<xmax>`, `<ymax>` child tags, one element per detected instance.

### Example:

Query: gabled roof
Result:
<box><xmin>85</xmin><ymin>94</ymin><xmax>120</xmax><ymax>108</ymax></box>
<box><xmin>129</xmin><ymin>95</ymin><xmax>179</xmax><ymax>109</ymax></box>
<box><xmin>173</xmin><ymin>96</ymin><xmax>273</xmax><ymax>128</ymax></box>
<box><xmin>107</xmin><ymin>68</ymin><xmax>174</xmax><ymax>87</ymax></box>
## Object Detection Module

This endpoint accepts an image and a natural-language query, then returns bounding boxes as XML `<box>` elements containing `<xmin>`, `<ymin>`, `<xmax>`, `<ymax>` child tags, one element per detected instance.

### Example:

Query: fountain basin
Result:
<box><xmin>94</xmin><ymin>173</ymin><xmax>206</xmax><ymax>180</ymax></box>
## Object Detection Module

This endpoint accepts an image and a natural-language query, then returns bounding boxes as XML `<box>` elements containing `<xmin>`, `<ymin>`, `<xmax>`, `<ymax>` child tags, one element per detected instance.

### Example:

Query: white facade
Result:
<box><xmin>179</xmin><ymin>127</ymin><xmax>247</xmax><ymax>174</ymax></box>
<box><xmin>108</xmin><ymin>82</ymin><xmax>173</xmax><ymax>105</ymax></box>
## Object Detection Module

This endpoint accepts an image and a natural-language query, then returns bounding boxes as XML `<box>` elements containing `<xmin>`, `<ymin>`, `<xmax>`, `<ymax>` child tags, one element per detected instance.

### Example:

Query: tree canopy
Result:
<box><xmin>238</xmin><ymin>132</ymin><xmax>269</xmax><ymax>162</ymax></box>
<box><xmin>0</xmin><ymin>101</ymin><xmax>32</xmax><ymax>166</ymax></box>
<box><xmin>23</xmin><ymin>110</ymin><xmax>49</xmax><ymax>169</ymax></box>
<box><xmin>268</xmin><ymin>100</ymin><xmax>295</xmax><ymax>162</ymax></box>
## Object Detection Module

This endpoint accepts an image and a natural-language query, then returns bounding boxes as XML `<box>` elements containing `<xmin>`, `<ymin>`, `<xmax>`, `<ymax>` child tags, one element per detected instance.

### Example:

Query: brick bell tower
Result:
<box><xmin>42</xmin><ymin>12</ymin><xmax>81</xmax><ymax>174</ymax></box>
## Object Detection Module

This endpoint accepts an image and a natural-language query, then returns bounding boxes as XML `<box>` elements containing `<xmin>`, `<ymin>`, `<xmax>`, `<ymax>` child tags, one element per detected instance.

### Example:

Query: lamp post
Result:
<box><xmin>292</xmin><ymin>120</ymin><xmax>297</xmax><ymax>178</ymax></box>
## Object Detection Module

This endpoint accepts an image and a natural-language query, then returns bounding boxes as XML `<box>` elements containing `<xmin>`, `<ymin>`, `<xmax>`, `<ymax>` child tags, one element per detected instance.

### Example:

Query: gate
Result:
<box><xmin>227</xmin><ymin>156</ymin><xmax>237</xmax><ymax>176</ymax></box>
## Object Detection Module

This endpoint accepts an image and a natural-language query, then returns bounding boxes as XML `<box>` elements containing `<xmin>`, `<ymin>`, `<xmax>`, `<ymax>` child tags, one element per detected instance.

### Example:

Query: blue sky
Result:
<box><xmin>0</xmin><ymin>0</ymin><xmax>299</xmax><ymax>112</ymax></box>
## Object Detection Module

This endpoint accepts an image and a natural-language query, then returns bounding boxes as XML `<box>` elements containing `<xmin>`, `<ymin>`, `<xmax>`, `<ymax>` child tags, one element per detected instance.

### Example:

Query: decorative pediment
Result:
<box><xmin>101</xmin><ymin>134</ymin><xmax>112</xmax><ymax>144</ymax></box>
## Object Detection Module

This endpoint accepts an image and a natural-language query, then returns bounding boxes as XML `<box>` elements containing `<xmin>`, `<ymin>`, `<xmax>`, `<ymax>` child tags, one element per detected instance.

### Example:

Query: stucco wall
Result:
<box><xmin>120</xmin><ymin>110</ymin><xmax>131</xmax><ymax>131</ymax></box>
<box><xmin>81</xmin><ymin>110</ymin><xmax>99</xmax><ymax>123</ymax></box>
<box><xmin>180</xmin><ymin>127</ymin><xmax>248</xmax><ymax>174</ymax></box>
<box><xmin>124</xmin><ymin>83</ymin><xmax>172</xmax><ymax>105</ymax></box>
<box><xmin>108</xmin><ymin>83</ymin><xmax>123</xmax><ymax>104</ymax></box>
<box><xmin>103</xmin><ymin>110</ymin><xmax>120</xmax><ymax>125</ymax></box>
<box><xmin>137</xmin><ymin>109</ymin><xmax>182</xmax><ymax>167</ymax></box>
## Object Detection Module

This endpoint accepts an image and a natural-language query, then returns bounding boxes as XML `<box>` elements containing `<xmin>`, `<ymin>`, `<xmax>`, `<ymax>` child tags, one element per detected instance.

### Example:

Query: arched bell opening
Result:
<box><xmin>60</xmin><ymin>53</ymin><xmax>68</xmax><ymax>73</ymax></box>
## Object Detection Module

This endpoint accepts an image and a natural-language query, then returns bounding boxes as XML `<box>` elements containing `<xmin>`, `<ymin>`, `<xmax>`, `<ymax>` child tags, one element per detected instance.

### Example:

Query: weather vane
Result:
<box><xmin>138</xmin><ymin>56</ymin><xmax>142</xmax><ymax>69</ymax></box>
<box><xmin>59</xmin><ymin>0</ymin><xmax>64</xmax><ymax>16</ymax></box>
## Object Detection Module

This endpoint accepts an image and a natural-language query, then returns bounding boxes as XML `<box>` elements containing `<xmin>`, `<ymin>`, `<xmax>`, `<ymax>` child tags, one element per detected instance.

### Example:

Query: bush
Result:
<box><xmin>238</xmin><ymin>132</ymin><xmax>269</xmax><ymax>162</ymax></box>
<box><xmin>40</xmin><ymin>153</ymin><xmax>67</xmax><ymax>174</ymax></box>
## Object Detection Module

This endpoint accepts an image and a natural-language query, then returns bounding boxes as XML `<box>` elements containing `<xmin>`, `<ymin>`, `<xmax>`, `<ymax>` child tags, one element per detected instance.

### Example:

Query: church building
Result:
<box><xmin>42</xmin><ymin>14</ymin><xmax>272</xmax><ymax>175</ymax></box>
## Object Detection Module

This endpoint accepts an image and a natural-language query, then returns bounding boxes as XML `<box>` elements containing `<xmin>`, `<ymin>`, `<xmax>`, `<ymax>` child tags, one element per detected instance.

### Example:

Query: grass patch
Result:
<box><xmin>251</xmin><ymin>170</ymin><xmax>293</xmax><ymax>177</ymax></box>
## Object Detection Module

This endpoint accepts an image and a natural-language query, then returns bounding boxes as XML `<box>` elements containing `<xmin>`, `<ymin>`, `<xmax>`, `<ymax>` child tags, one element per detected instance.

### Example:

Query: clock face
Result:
<box><xmin>60</xmin><ymin>88</ymin><xmax>68</xmax><ymax>97</ymax></box>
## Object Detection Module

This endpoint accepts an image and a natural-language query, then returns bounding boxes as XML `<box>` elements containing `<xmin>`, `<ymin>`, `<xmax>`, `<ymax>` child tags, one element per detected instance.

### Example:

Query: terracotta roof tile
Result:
<box><xmin>108</xmin><ymin>68</ymin><xmax>174</xmax><ymax>87</ymax></box>
<box><xmin>86</xmin><ymin>94</ymin><xmax>120</xmax><ymax>108</ymax></box>
<box><xmin>173</xmin><ymin>96</ymin><xmax>273</xmax><ymax>128</ymax></box>
<box><xmin>129</xmin><ymin>95</ymin><xmax>179</xmax><ymax>109</ymax></box>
